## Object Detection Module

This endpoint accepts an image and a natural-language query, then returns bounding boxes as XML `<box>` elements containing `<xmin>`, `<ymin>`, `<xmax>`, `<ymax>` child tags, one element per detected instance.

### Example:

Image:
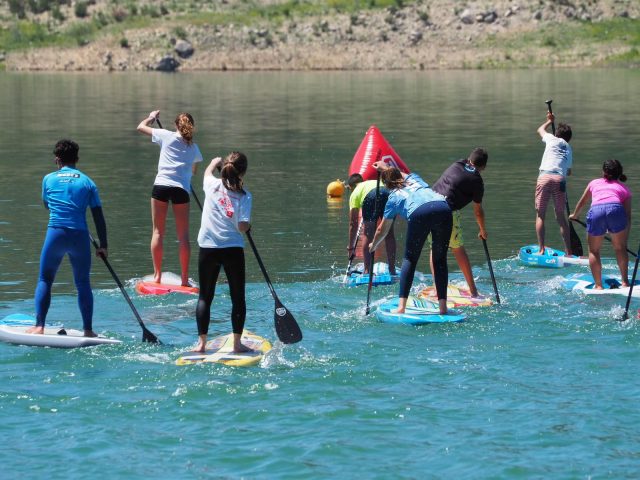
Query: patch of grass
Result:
<box><xmin>179</xmin><ymin>0</ymin><xmax>414</xmax><ymax>27</ymax></box>
<box><xmin>485</xmin><ymin>17</ymin><xmax>640</xmax><ymax>50</ymax></box>
<box><xmin>603</xmin><ymin>46</ymin><xmax>640</xmax><ymax>66</ymax></box>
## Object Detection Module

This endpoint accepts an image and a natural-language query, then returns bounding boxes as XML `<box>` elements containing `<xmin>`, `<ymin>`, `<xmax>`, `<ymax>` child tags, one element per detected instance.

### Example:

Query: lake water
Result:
<box><xmin>1</xmin><ymin>70</ymin><xmax>639</xmax><ymax>478</ymax></box>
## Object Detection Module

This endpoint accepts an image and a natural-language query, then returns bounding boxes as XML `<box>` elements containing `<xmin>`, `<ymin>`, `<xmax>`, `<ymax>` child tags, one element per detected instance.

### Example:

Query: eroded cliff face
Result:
<box><xmin>2</xmin><ymin>0</ymin><xmax>639</xmax><ymax>71</ymax></box>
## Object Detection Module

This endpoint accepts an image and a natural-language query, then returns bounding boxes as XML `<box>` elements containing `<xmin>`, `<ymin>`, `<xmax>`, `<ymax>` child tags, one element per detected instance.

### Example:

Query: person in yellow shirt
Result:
<box><xmin>347</xmin><ymin>174</ymin><xmax>396</xmax><ymax>275</ymax></box>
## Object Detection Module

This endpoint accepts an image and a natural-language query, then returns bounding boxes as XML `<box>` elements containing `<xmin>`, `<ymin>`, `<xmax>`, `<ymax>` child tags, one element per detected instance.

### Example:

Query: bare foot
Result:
<box><xmin>594</xmin><ymin>285</ymin><xmax>604</xmax><ymax>290</ymax></box>
<box><xmin>83</xmin><ymin>330</ymin><xmax>97</xmax><ymax>338</ymax></box>
<box><xmin>154</xmin><ymin>273</ymin><xmax>162</xmax><ymax>284</ymax></box>
<box><xmin>621</xmin><ymin>283</ymin><xmax>630</xmax><ymax>288</ymax></box>
<box><xmin>391</xmin><ymin>308</ymin><xmax>406</xmax><ymax>314</ymax></box>
<box><xmin>233</xmin><ymin>343</ymin><xmax>254</xmax><ymax>353</ymax></box>
<box><xmin>191</xmin><ymin>342</ymin><xmax>206</xmax><ymax>353</ymax></box>
<box><xmin>25</xmin><ymin>326</ymin><xmax>44</xmax><ymax>334</ymax></box>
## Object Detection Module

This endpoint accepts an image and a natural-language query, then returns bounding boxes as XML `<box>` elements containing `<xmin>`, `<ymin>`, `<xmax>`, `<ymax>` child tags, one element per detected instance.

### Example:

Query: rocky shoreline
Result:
<box><xmin>3</xmin><ymin>0</ymin><xmax>638</xmax><ymax>72</ymax></box>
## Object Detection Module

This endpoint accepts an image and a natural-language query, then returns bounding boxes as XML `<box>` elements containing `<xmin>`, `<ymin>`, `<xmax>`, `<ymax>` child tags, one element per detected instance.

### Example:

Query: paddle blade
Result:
<box><xmin>142</xmin><ymin>327</ymin><xmax>161</xmax><ymax>344</ymax></box>
<box><xmin>274</xmin><ymin>299</ymin><xmax>302</xmax><ymax>344</ymax></box>
<box><xmin>569</xmin><ymin>223</ymin><xmax>584</xmax><ymax>257</ymax></box>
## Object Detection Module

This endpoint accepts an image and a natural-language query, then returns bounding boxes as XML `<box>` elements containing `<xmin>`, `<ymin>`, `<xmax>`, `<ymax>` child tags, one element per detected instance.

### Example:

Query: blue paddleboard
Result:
<box><xmin>519</xmin><ymin>245</ymin><xmax>588</xmax><ymax>268</ymax></box>
<box><xmin>345</xmin><ymin>262</ymin><xmax>398</xmax><ymax>287</ymax></box>
<box><xmin>561</xmin><ymin>273</ymin><xmax>640</xmax><ymax>298</ymax></box>
<box><xmin>376</xmin><ymin>297</ymin><xmax>466</xmax><ymax>324</ymax></box>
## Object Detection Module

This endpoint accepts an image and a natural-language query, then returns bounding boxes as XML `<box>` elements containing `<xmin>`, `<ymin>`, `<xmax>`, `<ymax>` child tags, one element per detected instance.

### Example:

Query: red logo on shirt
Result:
<box><xmin>218</xmin><ymin>193</ymin><xmax>234</xmax><ymax>218</ymax></box>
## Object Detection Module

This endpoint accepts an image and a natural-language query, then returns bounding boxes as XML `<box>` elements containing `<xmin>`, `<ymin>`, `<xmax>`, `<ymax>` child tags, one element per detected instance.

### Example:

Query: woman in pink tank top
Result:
<box><xmin>569</xmin><ymin>159</ymin><xmax>632</xmax><ymax>289</ymax></box>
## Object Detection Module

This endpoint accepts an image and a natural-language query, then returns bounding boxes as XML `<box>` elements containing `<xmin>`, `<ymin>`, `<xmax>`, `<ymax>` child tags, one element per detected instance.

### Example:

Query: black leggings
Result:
<box><xmin>196</xmin><ymin>247</ymin><xmax>246</xmax><ymax>335</ymax></box>
<box><xmin>399</xmin><ymin>201</ymin><xmax>452</xmax><ymax>299</ymax></box>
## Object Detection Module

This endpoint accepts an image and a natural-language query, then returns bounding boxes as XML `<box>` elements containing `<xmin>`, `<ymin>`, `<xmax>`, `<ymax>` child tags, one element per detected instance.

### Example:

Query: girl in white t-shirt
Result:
<box><xmin>194</xmin><ymin>152</ymin><xmax>253</xmax><ymax>353</ymax></box>
<box><xmin>137</xmin><ymin>110</ymin><xmax>203</xmax><ymax>286</ymax></box>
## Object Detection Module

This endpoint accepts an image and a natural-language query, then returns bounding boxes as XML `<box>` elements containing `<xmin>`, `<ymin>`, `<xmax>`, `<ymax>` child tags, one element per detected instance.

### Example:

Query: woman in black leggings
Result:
<box><xmin>193</xmin><ymin>152</ymin><xmax>253</xmax><ymax>353</ymax></box>
<box><xmin>370</xmin><ymin>163</ymin><xmax>452</xmax><ymax>314</ymax></box>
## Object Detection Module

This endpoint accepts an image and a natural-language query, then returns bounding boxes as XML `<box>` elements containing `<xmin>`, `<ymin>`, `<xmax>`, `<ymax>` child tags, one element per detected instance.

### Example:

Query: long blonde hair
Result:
<box><xmin>175</xmin><ymin>112</ymin><xmax>194</xmax><ymax>145</ymax></box>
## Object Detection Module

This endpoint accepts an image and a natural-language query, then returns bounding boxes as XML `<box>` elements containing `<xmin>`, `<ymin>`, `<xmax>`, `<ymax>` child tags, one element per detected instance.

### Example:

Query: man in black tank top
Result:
<box><xmin>430</xmin><ymin>148</ymin><xmax>488</xmax><ymax>297</ymax></box>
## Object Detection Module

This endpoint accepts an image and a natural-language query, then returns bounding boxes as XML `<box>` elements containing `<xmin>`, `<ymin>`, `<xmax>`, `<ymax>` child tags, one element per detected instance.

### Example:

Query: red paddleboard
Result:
<box><xmin>348</xmin><ymin>125</ymin><xmax>410</xmax><ymax>181</ymax></box>
<box><xmin>135</xmin><ymin>272</ymin><xmax>199</xmax><ymax>296</ymax></box>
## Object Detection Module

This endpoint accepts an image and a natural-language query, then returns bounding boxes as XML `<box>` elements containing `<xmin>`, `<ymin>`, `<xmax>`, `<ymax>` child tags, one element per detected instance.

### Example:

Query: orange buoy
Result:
<box><xmin>326</xmin><ymin>179</ymin><xmax>345</xmax><ymax>198</ymax></box>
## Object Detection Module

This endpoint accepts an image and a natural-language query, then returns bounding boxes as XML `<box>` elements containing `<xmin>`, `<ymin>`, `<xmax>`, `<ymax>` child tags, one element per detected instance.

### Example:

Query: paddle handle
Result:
<box><xmin>545</xmin><ymin>99</ymin><xmax>556</xmax><ymax>135</ymax></box>
<box><xmin>482</xmin><ymin>239</ymin><xmax>501</xmax><ymax>304</ymax></box>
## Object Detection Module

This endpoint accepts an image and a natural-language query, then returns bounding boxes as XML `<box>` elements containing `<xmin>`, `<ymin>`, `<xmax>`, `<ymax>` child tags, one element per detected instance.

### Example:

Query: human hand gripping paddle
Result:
<box><xmin>154</xmin><ymin>117</ymin><xmax>203</xmax><ymax>210</ymax></box>
<box><xmin>545</xmin><ymin>100</ymin><xmax>584</xmax><ymax>257</ymax></box>
<box><xmin>89</xmin><ymin>235</ymin><xmax>161</xmax><ymax>344</ymax></box>
<box><xmin>245</xmin><ymin>230</ymin><xmax>303</xmax><ymax>344</ymax></box>
<box><xmin>622</xmin><ymin>241</ymin><xmax>640</xmax><ymax>321</ymax></box>
<box><xmin>481</xmin><ymin>238</ymin><xmax>501</xmax><ymax>303</ymax></box>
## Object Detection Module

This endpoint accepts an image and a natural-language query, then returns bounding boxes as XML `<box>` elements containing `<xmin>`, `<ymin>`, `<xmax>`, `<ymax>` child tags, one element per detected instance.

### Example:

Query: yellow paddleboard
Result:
<box><xmin>176</xmin><ymin>330</ymin><xmax>271</xmax><ymax>367</ymax></box>
<box><xmin>417</xmin><ymin>284</ymin><xmax>493</xmax><ymax>308</ymax></box>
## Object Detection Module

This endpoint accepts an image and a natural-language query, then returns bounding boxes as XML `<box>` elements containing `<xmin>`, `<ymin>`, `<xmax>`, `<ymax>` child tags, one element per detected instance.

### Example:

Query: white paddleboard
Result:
<box><xmin>0</xmin><ymin>325</ymin><xmax>122</xmax><ymax>348</ymax></box>
<box><xmin>562</xmin><ymin>273</ymin><xmax>640</xmax><ymax>297</ymax></box>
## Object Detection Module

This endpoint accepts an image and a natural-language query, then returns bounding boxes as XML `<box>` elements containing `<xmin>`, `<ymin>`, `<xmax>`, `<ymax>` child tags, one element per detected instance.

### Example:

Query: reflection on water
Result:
<box><xmin>0</xmin><ymin>70</ymin><xmax>638</xmax><ymax>301</ymax></box>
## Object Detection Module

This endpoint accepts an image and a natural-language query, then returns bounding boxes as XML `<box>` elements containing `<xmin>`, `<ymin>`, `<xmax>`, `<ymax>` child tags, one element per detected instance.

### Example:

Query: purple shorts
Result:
<box><xmin>586</xmin><ymin>203</ymin><xmax>627</xmax><ymax>236</ymax></box>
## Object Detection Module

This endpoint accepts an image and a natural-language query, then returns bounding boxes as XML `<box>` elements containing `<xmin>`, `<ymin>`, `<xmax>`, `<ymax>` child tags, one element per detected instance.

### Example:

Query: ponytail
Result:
<box><xmin>602</xmin><ymin>158</ymin><xmax>626</xmax><ymax>182</ymax></box>
<box><xmin>221</xmin><ymin>151</ymin><xmax>248</xmax><ymax>193</ymax></box>
<box><xmin>381</xmin><ymin>167</ymin><xmax>405</xmax><ymax>190</ymax></box>
<box><xmin>175</xmin><ymin>112</ymin><xmax>194</xmax><ymax>145</ymax></box>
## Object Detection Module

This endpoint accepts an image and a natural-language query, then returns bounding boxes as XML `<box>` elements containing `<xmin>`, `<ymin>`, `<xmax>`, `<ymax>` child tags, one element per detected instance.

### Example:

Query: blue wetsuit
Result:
<box><xmin>384</xmin><ymin>173</ymin><xmax>452</xmax><ymax>300</ymax></box>
<box><xmin>36</xmin><ymin>166</ymin><xmax>107</xmax><ymax>330</ymax></box>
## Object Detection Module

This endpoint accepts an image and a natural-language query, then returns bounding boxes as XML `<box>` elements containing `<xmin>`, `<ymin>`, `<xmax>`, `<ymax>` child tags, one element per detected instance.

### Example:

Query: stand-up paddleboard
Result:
<box><xmin>0</xmin><ymin>317</ymin><xmax>121</xmax><ymax>348</ymax></box>
<box><xmin>561</xmin><ymin>273</ymin><xmax>640</xmax><ymax>297</ymax></box>
<box><xmin>349</xmin><ymin>125</ymin><xmax>410</xmax><ymax>181</ymax></box>
<box><xmin>135</xmin><ymin>272</ymin><xmax>199</xmax><ymax>296</ymax></box>
<box><xmin>376</xmin><ymin>297</ymin><xmax>466</xmax><ymax>324</ymax></box>
<box><xmin>0</xmin><ymin>313</ymin><xmax>61</xmax><ymax>327</ymax></box>
<box><xmin>176</xmin><ymin>330</ymin><xmax>271</xmax><ymax>367</ymax></box>
<box><xmin>519</xmin><ymin>245</ymin><xmax>589</xmax><ymax>268</ymax></box>
<box><xmin>345</xmin><ymin>262</ymin><xmax>398</xmax><ymax>287</ymax></box>
<box><xmin>417</xmin><ymin>285</ymin><xmax>493</xmax><ymax>308</ymax></box>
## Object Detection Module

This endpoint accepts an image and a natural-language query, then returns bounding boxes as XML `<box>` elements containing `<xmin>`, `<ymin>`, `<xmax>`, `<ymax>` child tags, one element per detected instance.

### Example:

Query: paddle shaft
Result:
<box><xmin>622</xmin><ymin>242</ymin><xmax>640</xmax><ymax>321</ymax></box>
<box><xmin>344</xmin><ymin>219</ymin><xmax>363</xmax><ymax>283</ymax></box>
<box><xmin>545</xmin><ymin>100</ymin><xmax>583</xmax><ymax>256</ymax></box>
<box><xmin>154</xmin><ymin>117</ymin><xmax>203</xmax><ymax>210</ymax></box>
<box><xmin>482</xmin><ymin>239</ymin><xmax>501</xmax><ymax>304</ymax></box>
<box><xmin>571</xmin><ymin>218</ymin><xmax>637</xmax><ymax>258</ymax></box>
<box><xmin>245</xmin><ymin>230</ymin><xmax>278</xmax><ymax>300</ymax></box>
<box><xmin>365</xmin><ymin>168</ymin><xmax>381</xmax><ymax>315</ymax></box>
<box><xmin>245</xmin><ymin>230</ymin><xmax>303</xmax><ymax>344</ymax></box>
<box><xmin>89</xmin><ymin>235</ymin><xmax>160</xmax><ymax>344</ymax></box>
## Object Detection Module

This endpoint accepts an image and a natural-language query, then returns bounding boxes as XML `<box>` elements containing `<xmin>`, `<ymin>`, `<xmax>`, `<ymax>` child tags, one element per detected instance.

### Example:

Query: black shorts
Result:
<box><xmin>361</xmin><ymin>188</ymin><xmax>390</xmax><ymax>222</ymax></box>
<box><xmin>151</xmin><ymin>185</ymin><xmax>190</xmax><ymax>204</ymax></box>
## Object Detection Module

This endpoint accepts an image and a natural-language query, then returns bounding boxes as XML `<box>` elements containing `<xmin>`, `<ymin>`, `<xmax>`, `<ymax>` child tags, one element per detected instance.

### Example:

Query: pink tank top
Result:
<box><xmin>588</xmin><ymin>178</ymin><xmax>632</xmax><ymax>205</ymax></box>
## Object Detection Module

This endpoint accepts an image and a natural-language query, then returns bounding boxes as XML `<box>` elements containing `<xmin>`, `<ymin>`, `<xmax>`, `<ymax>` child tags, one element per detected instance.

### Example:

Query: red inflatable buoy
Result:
<box><xmin>348</xmin><ymin>125</ymin><xmax>410</xmax><ymax>181</ymax></box>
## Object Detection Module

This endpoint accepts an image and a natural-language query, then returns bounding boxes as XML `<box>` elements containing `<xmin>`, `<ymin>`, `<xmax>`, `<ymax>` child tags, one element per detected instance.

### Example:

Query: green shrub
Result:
<box><xmin>173</xmin><ymin>26</ymin><xmax>188</xmax><ymax>39</ymax></box>
<box><xmin>75</xmin><ymin>1</ymin><xmax>89</xmax><ymax>18</ymax></box>
<box><xmin>8</xmin><ymin>0</ymin><xmax>27</xmax><ymax>19</ymax></box>
<box><xmin>119</xmin><ymin>37</ymin><xmax>129</xmax><ymax>48</ymax></box>
<box><xmin>52</xmin><ymin>5</ymin><xmax>65</xmax><ymax>21</ymax></box>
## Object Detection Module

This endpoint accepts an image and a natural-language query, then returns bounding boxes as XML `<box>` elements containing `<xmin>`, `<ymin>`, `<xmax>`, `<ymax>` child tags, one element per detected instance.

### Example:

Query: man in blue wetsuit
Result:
<box><xmin>26</xmin><ymin>139</ymin><xmax>108</xmax><ymax>337</ymax></box>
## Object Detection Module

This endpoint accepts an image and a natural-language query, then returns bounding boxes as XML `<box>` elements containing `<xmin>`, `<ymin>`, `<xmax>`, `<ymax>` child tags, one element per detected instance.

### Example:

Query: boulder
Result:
<box><xmin>153</xmin><ymin>56</ymin><xmax>180</xmax><ymax>72</ymax></box>
<box><xmin>460</xmin><ymin>9</ymin><xmax>474</xmax><ymax>24</ymax></box>
<box><xmin>174</xmin><ymin>39</ymin><xmax>194</xmax><ymax>59</ymax></box>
